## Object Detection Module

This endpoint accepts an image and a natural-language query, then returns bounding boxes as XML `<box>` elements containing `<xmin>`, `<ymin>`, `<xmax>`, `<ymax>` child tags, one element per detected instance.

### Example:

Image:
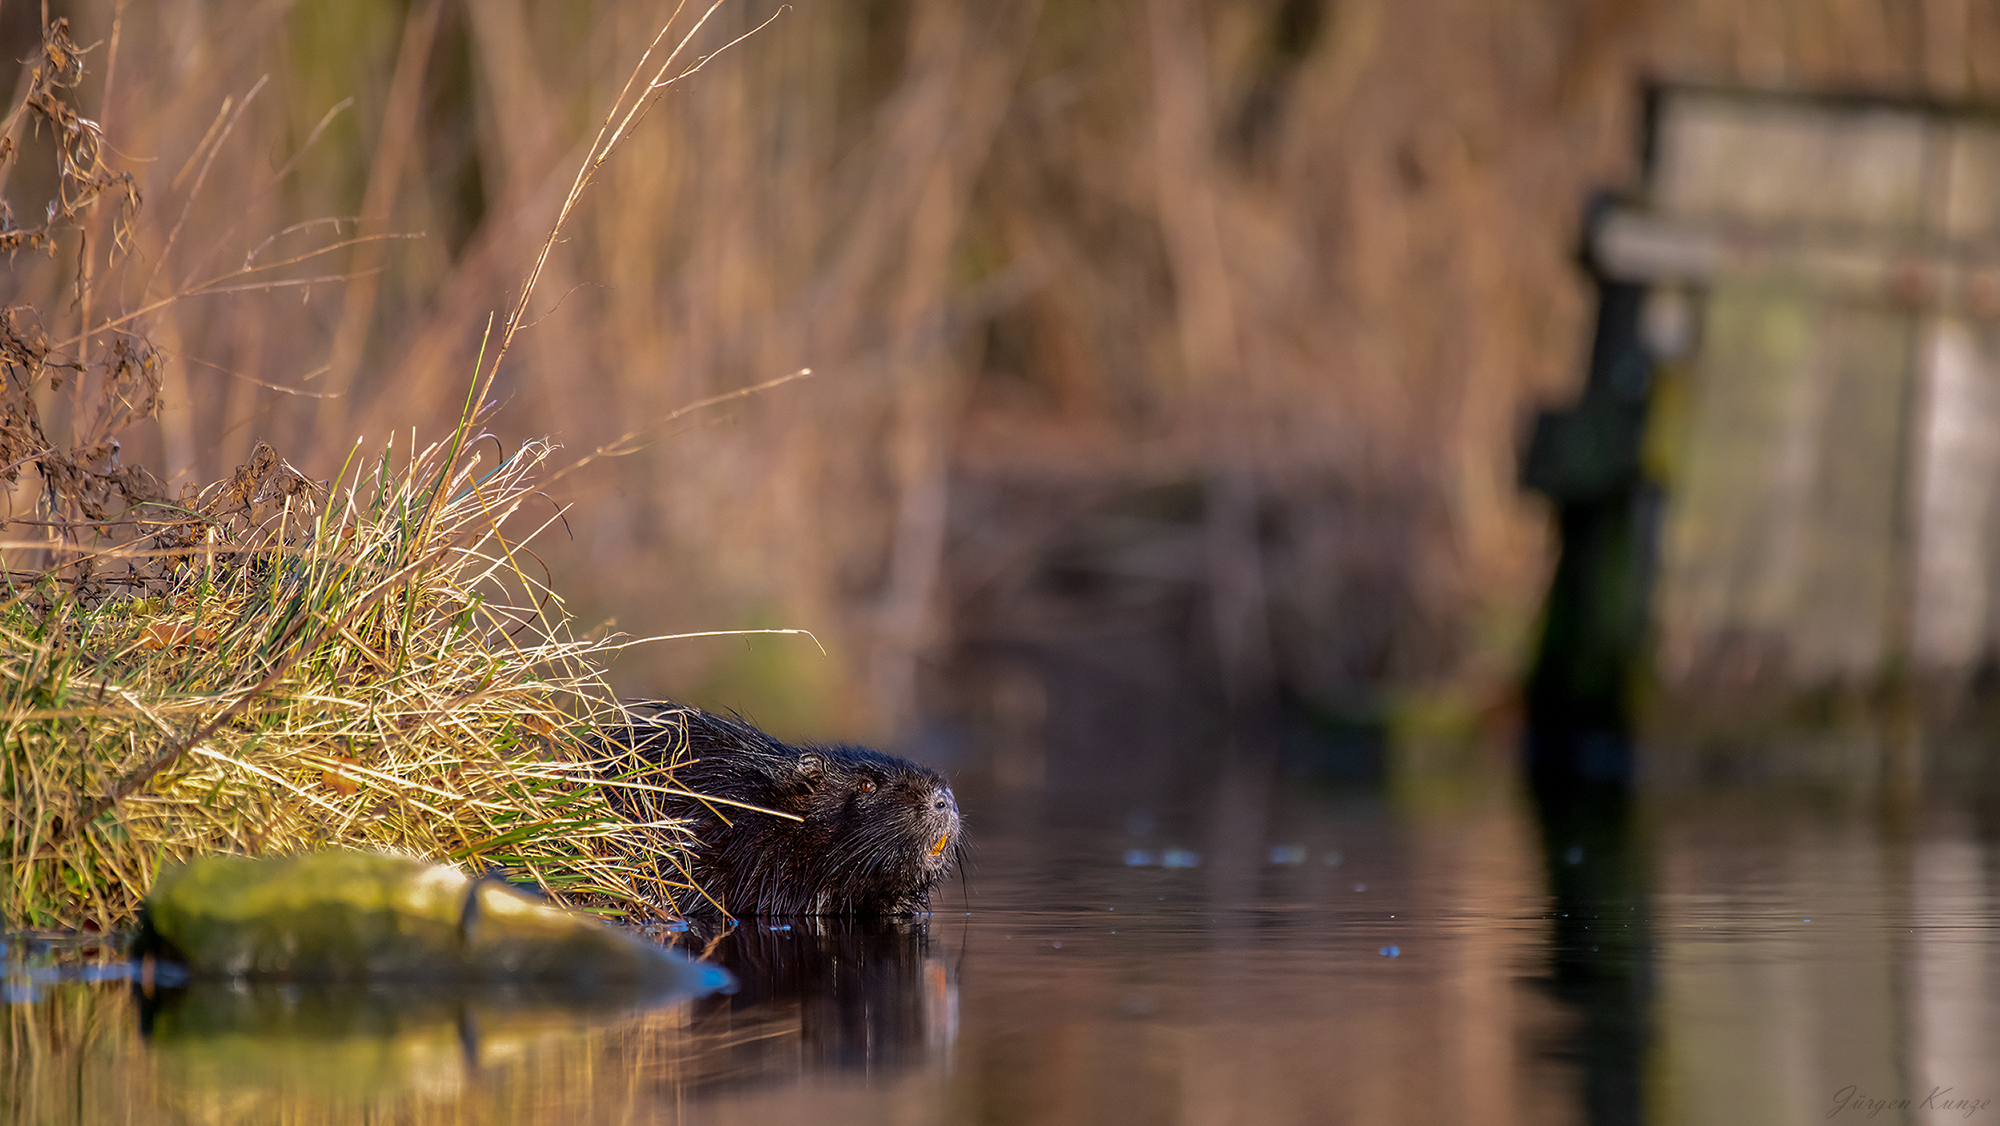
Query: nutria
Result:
<box><xmin>598</xmin><ymin>703</ymin><xmax>963</xmax><ymax>919</ymax></box>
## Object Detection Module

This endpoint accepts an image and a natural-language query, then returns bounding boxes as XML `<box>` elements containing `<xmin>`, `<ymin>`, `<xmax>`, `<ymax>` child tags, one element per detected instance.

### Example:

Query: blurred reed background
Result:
<box><xmin>4</xmin><ymin>0</ymin><xmax>1995</xmax><ymax>764</ymax></box>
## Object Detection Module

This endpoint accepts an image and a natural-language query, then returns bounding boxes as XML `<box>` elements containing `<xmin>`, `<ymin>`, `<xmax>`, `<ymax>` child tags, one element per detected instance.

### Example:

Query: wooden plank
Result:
<box><xmin>1593</xmin><ymin>209</ymin><xmax>2000</xmax><ymax>314</ymax></box>
<box><xmin>1652</xmin><ymin>91</ymin><xmax>1930</xmax><ymax>231</ymax></box>
<box><xmin>1650</xmin><ymin>283</ymin><xmax>1910</xmax><ymax>687</ymax></box>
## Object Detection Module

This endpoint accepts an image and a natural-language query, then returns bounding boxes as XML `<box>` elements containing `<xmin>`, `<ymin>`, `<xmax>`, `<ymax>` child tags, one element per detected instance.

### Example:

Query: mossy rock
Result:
<box><xmin>138</xmin><ymin>850</ymin><xmax>728</xmax><ymax>991</ymax></box>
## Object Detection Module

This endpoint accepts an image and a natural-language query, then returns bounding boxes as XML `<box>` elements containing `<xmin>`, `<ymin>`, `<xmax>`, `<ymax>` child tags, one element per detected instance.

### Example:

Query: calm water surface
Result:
<box><xmin>7</xmin><ymin>773</ymin><xmax>2000</xmax><ymax>1125</ymax></box>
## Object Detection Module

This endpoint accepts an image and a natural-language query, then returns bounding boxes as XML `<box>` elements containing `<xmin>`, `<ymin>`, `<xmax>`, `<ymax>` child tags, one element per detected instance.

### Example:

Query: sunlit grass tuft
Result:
<box><xmin>1</xmin><ymin>425</ymin><xmax>693</xmax><ymax>931</ymax></box>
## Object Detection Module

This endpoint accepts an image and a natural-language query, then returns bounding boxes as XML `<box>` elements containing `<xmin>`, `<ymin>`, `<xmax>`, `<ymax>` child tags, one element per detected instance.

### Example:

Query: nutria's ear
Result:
<box><xmin>795</xmin><ymin>753</ymin><xmax>824</xmax><ymax>784</ymax></box>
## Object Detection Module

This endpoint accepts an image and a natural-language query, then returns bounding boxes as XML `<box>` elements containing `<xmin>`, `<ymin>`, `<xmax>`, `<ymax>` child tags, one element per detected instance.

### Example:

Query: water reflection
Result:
<box><xmin>1529</xmin><ymin>729</ymin><xmax>1653</xmax><ymax>1126</ymax></box>
<box><xmin>136</xmin><ymin>979</ymin><xmax>703</xmax><ymax>1101</ymax></box>
<box><xmin>4</xmin><ymin>917</ymin><xmax>961</xmax><ymax>1122</ymax></box>
<box><xmin>7</xmin><ymin>762</ymin><xmax>2000</xmax><ymax>1124</ymax></box>
<box><xmin>669</xmin><ymin>918</ymin><xmax>958</xmax><ymax>1085</ymax></box>
<box><xmin>1648</xmin><ymin>789</ymin><xmax>2000</xmax><ymax>1125</ymax></box>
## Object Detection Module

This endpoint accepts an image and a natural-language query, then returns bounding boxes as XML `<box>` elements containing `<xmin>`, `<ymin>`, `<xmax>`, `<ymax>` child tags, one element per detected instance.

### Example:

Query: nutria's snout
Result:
<box><xmin>918</xmin><ymin>784</ymin><xmax>961</xmax><ymax>868</ymax></box>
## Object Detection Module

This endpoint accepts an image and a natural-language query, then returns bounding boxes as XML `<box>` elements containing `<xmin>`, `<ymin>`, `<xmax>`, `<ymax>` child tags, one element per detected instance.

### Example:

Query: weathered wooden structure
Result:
<box><xmin>1529</xmin><ymin>86</ymin><xmax>2000</xmax><ymax>744</ymax></box>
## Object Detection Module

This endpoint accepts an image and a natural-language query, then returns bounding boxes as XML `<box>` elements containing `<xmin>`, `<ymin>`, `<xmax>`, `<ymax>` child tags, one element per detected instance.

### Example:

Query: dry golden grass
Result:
<box><xmin>0</xmin><ymin>8</ymin><xmax>796</xmax><ymax>931</ymax></box>
<box><xmin>0</xmin><ymin>421</ymin><xmax>700</xmax><ymax>930</ymax></box>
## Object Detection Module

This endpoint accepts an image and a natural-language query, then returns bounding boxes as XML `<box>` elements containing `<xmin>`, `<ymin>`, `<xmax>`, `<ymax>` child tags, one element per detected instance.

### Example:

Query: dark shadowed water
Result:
<box><xmin>7</xmin><ymin>759</ymin><xmax>2000</xmax><ymax>1125</ymax></box>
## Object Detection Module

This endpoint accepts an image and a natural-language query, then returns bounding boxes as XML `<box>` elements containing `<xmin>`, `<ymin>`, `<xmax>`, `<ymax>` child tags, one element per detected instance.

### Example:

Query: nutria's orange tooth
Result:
<box><xmin>932</xmin><ymin>833</ymin><xmax>948</xmax><ymax>855</ymax></box>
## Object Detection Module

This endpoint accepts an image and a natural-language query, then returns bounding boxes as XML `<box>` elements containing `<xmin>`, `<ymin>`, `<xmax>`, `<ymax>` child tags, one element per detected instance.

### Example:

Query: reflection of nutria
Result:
<box><xmin>599</xmin><ymin>703</ymin><xmax>963</xmax><ymax>918</ymax></box>
<box><xmin>677</xmin><ymin>919</ymin><xmax>955</xmax><ymax>1080</ymax></box>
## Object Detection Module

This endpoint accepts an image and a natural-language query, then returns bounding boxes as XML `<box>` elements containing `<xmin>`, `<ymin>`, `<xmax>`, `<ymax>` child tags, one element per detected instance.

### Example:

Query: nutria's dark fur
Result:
<box><xmin>599</xmin><ymin>703</ymin><xmax>963</xmax><ymax>919</ymax></box>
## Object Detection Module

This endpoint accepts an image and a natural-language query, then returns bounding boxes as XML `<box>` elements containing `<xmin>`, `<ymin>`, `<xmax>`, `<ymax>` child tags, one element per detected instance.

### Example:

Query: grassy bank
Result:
<box><xmin>1</xmin><ymin>425</ymin><xmax>691</xmax><ymax>931</ymax></box>
<box><xmin>0</xmin><ymin>13</ymin><xmax>772</xmax><ymax>932</ymax></box>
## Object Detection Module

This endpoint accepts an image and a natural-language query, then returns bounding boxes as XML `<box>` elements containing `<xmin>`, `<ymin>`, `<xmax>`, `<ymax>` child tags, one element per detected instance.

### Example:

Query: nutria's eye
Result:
<box><xmin>859</xmin><ymin>779</ymin><xmax>877</xmax><ymax>793</ymax></box>
<box><xmin>933</xmin><ymin>797</ymin><xmax>946</xmax><ymax>810</ymax></box>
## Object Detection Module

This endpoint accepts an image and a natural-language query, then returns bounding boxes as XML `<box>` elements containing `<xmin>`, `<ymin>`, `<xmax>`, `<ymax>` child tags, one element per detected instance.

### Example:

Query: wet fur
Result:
<box><xmin>599</xmin><ymin>703</ymin><xmax>962</xmax><ymax>918</ymax></box>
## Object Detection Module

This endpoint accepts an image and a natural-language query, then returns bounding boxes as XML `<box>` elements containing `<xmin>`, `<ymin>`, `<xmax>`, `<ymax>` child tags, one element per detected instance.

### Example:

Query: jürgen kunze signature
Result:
<box><xmin>1828</xmin><ymin>1086</ymin><xmax>1993</xmax><ymax>1119</ymax></box>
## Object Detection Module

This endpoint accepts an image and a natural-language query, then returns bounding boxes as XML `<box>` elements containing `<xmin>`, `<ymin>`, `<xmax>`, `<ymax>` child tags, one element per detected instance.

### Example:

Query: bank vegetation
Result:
<box><xmin>0</xmin><ymin>13</ymin><xmax>757</xmax><ymax>930</ymax></box>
